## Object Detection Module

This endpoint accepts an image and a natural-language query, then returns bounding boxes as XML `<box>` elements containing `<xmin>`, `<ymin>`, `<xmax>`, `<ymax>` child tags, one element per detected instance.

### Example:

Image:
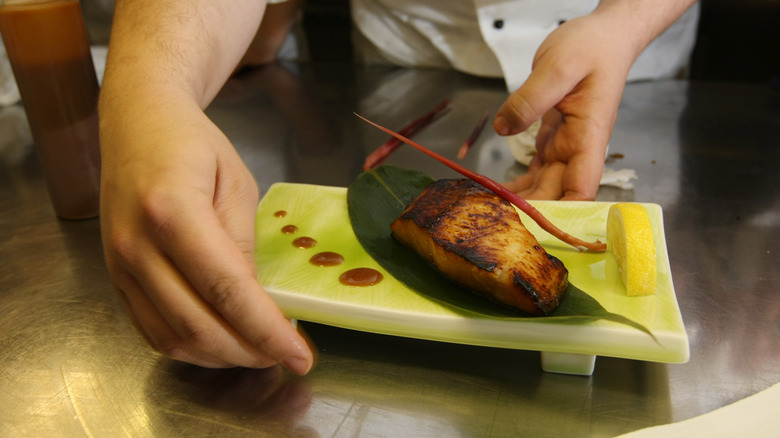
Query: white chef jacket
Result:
<box><xmin>351</xmin><ymin>0</ymin><xmax>700</xmax><ymax>91</ymax></box>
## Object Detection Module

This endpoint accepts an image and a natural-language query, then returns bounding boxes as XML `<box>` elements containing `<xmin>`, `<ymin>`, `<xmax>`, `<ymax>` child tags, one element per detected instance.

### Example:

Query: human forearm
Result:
<box><xmin>239</xmin><ymin>0</ymin><xmax>303</xmax><ymax>67</ymax></box>
<box><xmin>98</xmin><ymin>0</ymin><xmax>269</xmax><ymax>172</ymax></box>
<box><xmin>96</xmin><ymin>0</ymin><xmax>315</xmax><ymax>372</ymax></box>
<box><xmin>593</xmin><ymin>0</ymin><xmax>699</xmax><ymax>61</ymax></box>
<box><xmin>102</xmin><ymin>0</ymin><xmax>267</xmax><ymax>110</ymax></box>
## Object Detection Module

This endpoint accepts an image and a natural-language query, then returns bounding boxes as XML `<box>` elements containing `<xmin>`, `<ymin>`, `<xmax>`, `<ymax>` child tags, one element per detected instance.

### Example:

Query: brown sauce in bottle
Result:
<box><xmin>293</xmin><ymin>236</ymin><xmax>317</xmax><ymax>249</ymax></box>
<box><xmin>281</xmin><ymin>225</ymin><xmax>298</xmax><ymax>234</ymax></box>
<box><xmin>339</xmin><ymin>268</ymin><xmax>383</xmax><ymax>287</ymax></box>
<box><xmin>310</xmin><ymin>251</ymin><xmax>344</xmax><ymax>267</ymax></box>
<box><xmin>0</xmin><ymin>0</ymin><xmax>100</xmax><ymax>219</ymax></box>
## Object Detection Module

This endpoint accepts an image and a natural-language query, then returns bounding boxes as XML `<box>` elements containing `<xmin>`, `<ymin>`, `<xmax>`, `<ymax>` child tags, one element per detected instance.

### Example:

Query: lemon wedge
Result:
<box><xmin>607</xmin><ymin>203</ymin><xmax>656</xmax><ymax>296</ymax></box>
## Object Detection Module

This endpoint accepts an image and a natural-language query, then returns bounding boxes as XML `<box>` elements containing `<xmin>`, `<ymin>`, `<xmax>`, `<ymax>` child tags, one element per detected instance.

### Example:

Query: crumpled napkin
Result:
<box><xmin>505</xmin><ymin>120</ymin><xmax>637</xmax><ymax>190</ymax></box>
<box><xmin>615</xmin><ymin>382</ymin><xmax>780</xmax><ymax>437</ymax></box>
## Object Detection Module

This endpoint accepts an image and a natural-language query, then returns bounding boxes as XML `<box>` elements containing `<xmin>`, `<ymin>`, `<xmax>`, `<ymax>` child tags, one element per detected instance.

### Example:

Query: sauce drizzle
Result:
<box><xmin>339</xmin><ymin>268</ymin><xmax>383</xmax><ymax>287</ymax></box>
<box><xmin>293</xmin><ymin>237</ymin><xmax>317</xmax><ymax>249</ymax></box>
<box><xmin>274</xmin><ymin>210</ymin><xmax>287</xmax><ymax>218</ymax></box>
<box><xmin>310</xmin><ymin>251</ymin><xmax>344</xmax><ymax>266</ymax></box>
<box><xmin>281</xmin><ymin>225</ymin><xmax>298</xmax><ymax>234</ymax></box>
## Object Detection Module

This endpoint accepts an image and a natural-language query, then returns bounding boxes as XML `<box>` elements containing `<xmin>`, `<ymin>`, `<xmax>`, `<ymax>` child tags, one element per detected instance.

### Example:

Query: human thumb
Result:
<box><xmin>493</xmin><ymin>68</ymin><xmax>574</xmax><ymax>137</ymax></box>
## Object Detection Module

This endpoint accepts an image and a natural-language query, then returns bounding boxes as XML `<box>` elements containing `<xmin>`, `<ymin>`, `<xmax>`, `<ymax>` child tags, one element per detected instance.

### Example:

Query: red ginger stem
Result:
<box><xmin>363</xmin><ymin>99</ymin><xmax>452</xmax><ymax>170</ymax></box>
<box><xmin>457</xmin><ymin>109</ymin><xmax>490</xmax><ymax>160</ymax></box>
<box><xmin>355</xmin><ymin>113</ymin><xmax>607</xmax><ymax>253</ymax></box>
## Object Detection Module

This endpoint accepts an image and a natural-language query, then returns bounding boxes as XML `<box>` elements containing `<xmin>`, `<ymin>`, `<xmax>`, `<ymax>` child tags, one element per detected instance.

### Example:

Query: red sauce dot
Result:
<box><xmin>274</xmin><ymin>210</ymin><xmax>287</xmax><ymax>218</ymax></box>
<box><xmin>281</xmin><ymin>225</ymin><xmax>298</xmax><ymax>234</ymax></box>
<box><xmin>339</xmin><ymin>268</ymin><xmax>383</xmax><ymax>287</ymax></box>
<box><xmin>310</xmin><ymin>251</ymin><xmax>344</xmax><ymax>266</ymax></box>
<box><xmin>293</xmin><ymin>237</ymin><xmax>317</xmax><ymax>249</ymax></box>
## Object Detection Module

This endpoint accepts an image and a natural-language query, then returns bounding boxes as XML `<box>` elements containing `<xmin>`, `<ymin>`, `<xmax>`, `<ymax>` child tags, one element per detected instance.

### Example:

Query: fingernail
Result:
<box><xmin>494</xmin><ymin>114</ymin><xmax>511</xmax><ymax>136</ymax></box>
<box><xmin>283</xmin><ymin>355</ymin><xmax>312</xmax><ymax>375</ymax></box>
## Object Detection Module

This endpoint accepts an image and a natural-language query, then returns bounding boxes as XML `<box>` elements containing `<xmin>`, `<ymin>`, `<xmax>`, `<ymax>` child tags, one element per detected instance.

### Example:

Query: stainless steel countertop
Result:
<box><xmin>1</xmin><ymin>62</ymin><xmax>779</xmax><ymax>437</ymax></box>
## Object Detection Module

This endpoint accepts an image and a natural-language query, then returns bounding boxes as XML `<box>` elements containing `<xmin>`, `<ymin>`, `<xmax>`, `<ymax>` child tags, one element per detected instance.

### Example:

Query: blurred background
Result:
<box><xmin>80</xmin><ymin>0</ymin><xmax>780</xmax><ymax>84</ymax></box>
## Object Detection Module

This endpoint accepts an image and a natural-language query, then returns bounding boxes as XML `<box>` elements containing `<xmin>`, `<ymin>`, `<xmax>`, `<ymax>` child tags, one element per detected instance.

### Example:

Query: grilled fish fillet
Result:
<box><xmin>390</xmin><ymin>179</ymin><xmax>568</xmax><ymax>315</ymax></box>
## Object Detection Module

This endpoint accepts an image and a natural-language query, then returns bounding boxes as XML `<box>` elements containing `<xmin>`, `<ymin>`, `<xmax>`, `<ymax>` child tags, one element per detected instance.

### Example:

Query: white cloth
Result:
<box><xmin>615</xmin><ymin>382</ymin><xmax>780</xmax><ymax>438</ymax></box>
<box><xmin>352</xmin><ymin>0</ymin><xmax>504</xmax><ymax>76</ymax></box>
<box><xmin>352</xmin><ymin>0</ymin><xmax>700</xmax><ymax>92</ymax></box>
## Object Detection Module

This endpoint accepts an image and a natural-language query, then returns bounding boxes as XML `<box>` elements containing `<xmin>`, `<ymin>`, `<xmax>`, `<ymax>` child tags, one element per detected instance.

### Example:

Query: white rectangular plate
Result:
<box><xmin>255</xmin><ymin>183</ymin><xmax>689</xmax><ymax>374</ymax></box>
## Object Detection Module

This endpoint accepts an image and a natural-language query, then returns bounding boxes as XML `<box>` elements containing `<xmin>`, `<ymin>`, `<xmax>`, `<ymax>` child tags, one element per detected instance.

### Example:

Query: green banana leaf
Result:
<box><xmin>347</xmin><ymin>165</ymin><xmax>654</xmax><ymax>336</ymax></box>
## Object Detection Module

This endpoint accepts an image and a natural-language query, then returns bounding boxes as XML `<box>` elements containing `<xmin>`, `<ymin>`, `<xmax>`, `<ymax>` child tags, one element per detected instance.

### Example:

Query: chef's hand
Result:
<box><xmin>99</xmin><ymin>101</ymin><xmax>314</xmax><ymax>374</ymax></box>
<box><xmin>98</xmin><ymin>0</ymin><xmax>313</xmax><ymax>374</ymax></box>
<box><xmin>493</xmin><ymin>0</ymin><xmax>695</xmax><ymax>200</ymax></box>
<box><xmin>493</xmin><ymin>14</ymin><xmax>629</xmax><ymax>201</ymax></box>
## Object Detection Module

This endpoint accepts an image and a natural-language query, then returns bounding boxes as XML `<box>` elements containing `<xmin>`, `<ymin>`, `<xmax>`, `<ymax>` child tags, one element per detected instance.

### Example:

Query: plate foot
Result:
<box><xmin>541</xmin><ymin>352</ymin><xmax>596</xmax><ymax>375</ymax></box>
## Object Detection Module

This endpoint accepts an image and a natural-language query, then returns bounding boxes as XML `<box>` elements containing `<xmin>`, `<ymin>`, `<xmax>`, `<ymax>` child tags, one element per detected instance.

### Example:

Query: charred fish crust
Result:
<box><xmin>512</xmin><ymin>274</ymin><xmax>543</xmax><ymax>305</ymax></box>
<box><xmin>546</xmin><ymin>253</ymin><xmax>566</xmax><ymax>269</ymax></box>
<box><xmin>399</xmin><ymin>184</ymin><xmax>464</xmax><ymax>228</ymax></box>
<box><xmin>390</xmin><ymin>178</ymin><xmax>569</xmax><ymax>316</ymax></box>
<box><xmin>436</xmin><ymin>236</ymin><xmax>499</xmax><ymax>272</ymax></box>
<box><xmin>512</xmin><ymin>271</ymin><xmax>565</xmax><ymax>315</ymax></box>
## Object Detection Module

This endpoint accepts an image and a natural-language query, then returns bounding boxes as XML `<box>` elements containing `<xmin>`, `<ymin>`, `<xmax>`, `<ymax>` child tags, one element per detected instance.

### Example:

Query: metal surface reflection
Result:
<box><xmin>1</xmin><ymin>61</ymin><xmax>779</xmax><ymax>437</ymax></box>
